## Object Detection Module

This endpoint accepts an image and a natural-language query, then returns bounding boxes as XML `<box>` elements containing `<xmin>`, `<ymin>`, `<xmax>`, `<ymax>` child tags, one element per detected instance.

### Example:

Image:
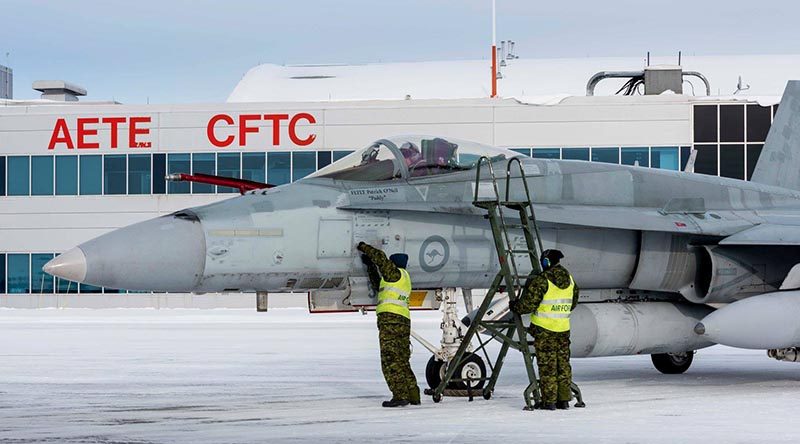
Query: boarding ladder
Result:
<box><xmin>425</xmin><ymin>156</ymin><xmax>584</xmax><ymax>410</ymax></box>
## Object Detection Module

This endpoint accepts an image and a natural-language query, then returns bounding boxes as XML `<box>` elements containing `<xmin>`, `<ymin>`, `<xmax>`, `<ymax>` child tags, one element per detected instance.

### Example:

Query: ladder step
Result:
<box><xmin>503</xmin><ymin>223</ymin><xmax>530</xmax><ymax>230</ymax></box>
<box><xmin>499</xmin><ymin>201</ymin><xmax>529</xmax><ymax>207</ymax></box>
<box><xmin>508</xmin><ymin>249</ymin><xmax>536</xmax><ymax>254</ymax></box>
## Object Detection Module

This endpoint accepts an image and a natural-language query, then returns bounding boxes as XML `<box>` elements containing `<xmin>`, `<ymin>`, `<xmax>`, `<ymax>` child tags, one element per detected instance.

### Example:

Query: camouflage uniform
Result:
<box><xmin>510</xmin><ymin>264</ymin><xmax>579</xmax><ymax>405</ymax></box>
<box><xmin>359</xmin><ymin>244</ymin><xmax>420</xmax><ymax>404</ymax></box>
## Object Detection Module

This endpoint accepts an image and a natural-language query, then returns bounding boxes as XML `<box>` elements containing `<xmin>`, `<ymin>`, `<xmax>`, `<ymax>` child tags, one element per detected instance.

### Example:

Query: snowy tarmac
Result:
<box><xmin>1</xmin><ymin>308</ymin><xmax>798</xmax><ymax>443</ymax></box>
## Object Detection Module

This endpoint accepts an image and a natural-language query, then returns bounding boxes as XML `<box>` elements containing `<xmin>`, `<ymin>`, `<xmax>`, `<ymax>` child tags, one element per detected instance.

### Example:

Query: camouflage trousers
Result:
<box><xmin>377</xmin><ymin>313</ymin><xmax>420</xmax><ymax>403</ymax></box>
<box><xmin>531</xmin><ymin>325</ymin><xmax>573</xmax><ymax>405</ymax></box>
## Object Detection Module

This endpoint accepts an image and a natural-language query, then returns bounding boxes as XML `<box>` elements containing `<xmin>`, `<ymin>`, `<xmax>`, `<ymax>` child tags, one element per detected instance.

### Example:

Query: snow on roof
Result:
<box><xmin>228</xmin><ymin>54</ymin><xmax>800</xmax><ymax>103</ymax></box>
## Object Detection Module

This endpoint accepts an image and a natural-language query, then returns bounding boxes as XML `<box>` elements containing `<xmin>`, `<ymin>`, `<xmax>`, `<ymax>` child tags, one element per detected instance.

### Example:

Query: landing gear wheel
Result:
<box><xmin>425</xmin><ymin>353</ymin><xmax>487</xmax><ymax>390</ymax></box>
<box><xmin>425</xmin><ymin>356</ymin><xmax>446</xmax><ymax>389</ymax></box>
<box><xmin>651</xmin><ymin>351</ymin><xmax>694</xmax><ymax>374</ymax></box>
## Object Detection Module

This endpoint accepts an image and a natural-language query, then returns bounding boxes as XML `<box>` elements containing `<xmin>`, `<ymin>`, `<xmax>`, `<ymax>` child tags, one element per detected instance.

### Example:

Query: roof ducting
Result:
<box><xmin>32</xmin><ymin>80</ymin><xmax>87</xmax><ymax>102</ymax></box>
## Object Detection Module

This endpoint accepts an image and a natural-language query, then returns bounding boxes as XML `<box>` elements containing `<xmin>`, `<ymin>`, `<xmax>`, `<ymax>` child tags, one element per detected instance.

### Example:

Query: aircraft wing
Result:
<box><xmin>338</xmin><ymin>201</ymin><xmax>755</xmax><ymax>237</ymax></box>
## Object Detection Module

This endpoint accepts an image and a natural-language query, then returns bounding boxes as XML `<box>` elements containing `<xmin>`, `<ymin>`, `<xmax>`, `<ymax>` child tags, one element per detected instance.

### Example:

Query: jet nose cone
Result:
<box><xmin>62</xmin><ymin>213</ymin><xmax>207</xmax><ymax>291</ymax></box>
<box><xmin>44</xmin><ymin>248</ymin><xmax>87</xmax><ymax>282</ymax></box>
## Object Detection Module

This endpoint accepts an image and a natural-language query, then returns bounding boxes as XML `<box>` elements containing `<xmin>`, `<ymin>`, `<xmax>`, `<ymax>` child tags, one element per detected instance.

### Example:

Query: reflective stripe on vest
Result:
<box><xmin>376</xmin><ymin>268</ymin><xmax>412</xmax><ymax>319</ymax></box>
<box><xmin>531</xmin><ymin>276</ymin><xmax>574</xmax><ymax>332</ymax></box>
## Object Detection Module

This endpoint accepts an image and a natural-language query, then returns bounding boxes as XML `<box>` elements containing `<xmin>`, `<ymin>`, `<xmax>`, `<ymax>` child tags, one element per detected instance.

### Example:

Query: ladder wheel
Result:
<box><xmin>432</xmin><ymin>393</ymin><xmax>442</xmax><ymax>403</ymax></box>
<box><xmin>483</xmin><ymin>390</ymin><xmax>492</xmax><ymax>400</ymax></box>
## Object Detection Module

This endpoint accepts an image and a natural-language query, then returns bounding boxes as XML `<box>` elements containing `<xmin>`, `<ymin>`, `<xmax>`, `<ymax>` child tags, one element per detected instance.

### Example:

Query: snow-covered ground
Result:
<box><xmin>0</xmin><ymin>309</ymin><xmax>797</xmax><ymax>443</ymax></box>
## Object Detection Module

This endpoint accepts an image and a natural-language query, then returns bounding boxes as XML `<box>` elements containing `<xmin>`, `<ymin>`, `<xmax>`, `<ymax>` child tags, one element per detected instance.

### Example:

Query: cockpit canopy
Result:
<box><xmin>311</xmin><ymin>135</ymin><xmax>520</xmax><ymax>181</ymax></box>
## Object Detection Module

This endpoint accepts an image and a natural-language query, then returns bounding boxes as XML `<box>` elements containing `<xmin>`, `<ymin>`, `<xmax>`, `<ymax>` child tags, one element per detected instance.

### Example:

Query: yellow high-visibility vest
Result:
<box><xmin>531</xmin><ymin>276</ymin><xmax>575</xmax><ymax>332</ymax></box>
<box><xmin>376</xmin><ymin>268</ymin><xmax>412</xmax><ymax>319</ymax></box>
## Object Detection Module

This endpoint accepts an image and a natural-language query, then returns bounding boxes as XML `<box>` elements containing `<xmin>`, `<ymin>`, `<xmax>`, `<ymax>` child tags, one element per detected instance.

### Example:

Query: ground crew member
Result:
<box><xmin>510</xmin><ymin>249</ymin><xmax>578</xmax><ymax>411</ymax></box>
<box><xmin>357</xmin><ymin>241</ymin><xmax>421</xmax><ymax>408</ymax></box>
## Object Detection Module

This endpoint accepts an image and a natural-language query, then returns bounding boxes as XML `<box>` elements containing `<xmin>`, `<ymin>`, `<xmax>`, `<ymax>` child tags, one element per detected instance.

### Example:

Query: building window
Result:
<box><xmin>511</xmin><ymin>148</ymin><xmax>531</xmax><ymax>157</ymax></box>
<box><xmin>621</xmin><ymin>147</ymin><xmax>649</xmax><ymax>167</ymax></box>
<box><xmin>317</xmin><ymin>151</ymin><xmax>332</xmax><ymax>170</ymax></box>
<box><xmin>0</xmin><ymin>253</ymin><xmax>5</xmax><ymax>293</ymax></box>
<box><xmin>31</xmin><ymin>253</ymin><xmax>55</xmax><ymax>294</ymax></box>
<box><xmin>128</xmin><ymin>154</ymin><xmax>151</xmax><ymax>194</ymax></box>
<box><xmin>104</xmin><ymin>154</ymin><xmax>127</xmax><ymax>195</ymax></box>
<box><xmin>591</xmin><ymin>147</ymin><xmax>619</xmax><ymax>164</ymax></box>
<box><xmin>694</xmin><ymin>105</ymin><xmax>718</xmax><ymax>143</ymax></box>
<box><xmin>333</xmin><ymin>150</ymin><xmax>354</xmax><ymax>162</ymax></box>
<box><xmin>168</xmin><ymin>153</ymin><xmax>190</xmax><ymax>194</ymax></box>
<box><xmin>57</xmin><ymin>277</ymin><xmax>79</xmax><ymax>294</ymax></box>
<box><xmin>56</xmin><ymin>156</ymin><xmax>78</xmax><ymax>195</ymax></box>
<box><xmin>191</xmin><ymin>153</ymin><xmax>216</xmax><ymax>193</ymax></box>
<box><xmin>651</xmin><ymin>147</ymin><xmax>679</xmax><ymax>171</ymax></box>
<box><xmin>7</xmin><ymin>253</ymin><xmax>30</xmax><ymax>294</ymax></box>
<box><xmin>242</xmin><ymin>152</ymin><xmax>266</xmax><ymax>184</ymax></box>
<box><xmin>268</xmin><ymin>152</ymin><xmax>291</xmax><ymax>185</ymax></box>
<box><xmin>0</xmin><ymin>156</ymin><xmax>5</xmax><ymax>196</ymax></box>
<box><xmin>746</xmin><ymin>104</ymin><xmax>771</xmax><ymax>143</ymax></box>
<box><xmin>30</xmin><ymin>156</ymin><xmax>54</xmax><ymax>196</ymax></box>
<box><xmin>746</xmin><ymin>144</ymin><xmax>763</xmax><ymax>181</ymax></box>
<box><xmin>680</xmin><ymin>146</ymin><xmax>692</xmax><ymax>171</ymax></box>
<box><xmin>719</xmin><ymin>144</ymin><xmax>745</xmax><ymax>180</ymax></box>
<box><xmin>720</xmin><ymin>105</ymin><xmax>744</xmax><ymax>143</ymax></box>
<box><xmin>80</xmin><ymin>155</ymin><xmax>102</xmax><ymax>195</ymax></box>
<box><xmin>532</xmin><ymin>148</ymin><xmax>560</xmax><ymax>159</ymax></box>
<box><xmin>80</xmin><ymin>283</ymin><xmax>103</xmax><ymax>294</ymax></box>
<box><xmin>152</xmin><ymin>153</ymin><xmax>166</xmax><ymax>194</ymax></box>
<box><xmin>7</xmin><ymin>156</ymin><xmax>30</xmax><ymax>196</ymax></box>
<box><xmin>292</xmin><ymin>152</ymin><xmax>316</xmax><ymax>181</ymax></box>
<box><xmin>562</xmin><ymin>148</ymin><xmax>589</xmax><ymax>161</ymax></box>
<box><xmin>217</xmin><ymin>152</ymin><xmax>241</xmax><ymax>193</ymax></box>
<box><xmin>693</xmin><ymin>145</ymin><xmax>718</xmax><ymax>176</ymax></box>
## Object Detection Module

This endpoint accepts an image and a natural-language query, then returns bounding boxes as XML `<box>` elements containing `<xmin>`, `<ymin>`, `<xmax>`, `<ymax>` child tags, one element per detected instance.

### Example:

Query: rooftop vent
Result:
<box><xmin>586</xmin><ymin>65</ymin><xmax>711</xmax><ymax>96</ymax></box>
<box><xmin>289</xmin><ymin>75</ymin><xmax>336</xmax><ymax>80</ymax></box>
<box><xmin>32</xmin><ymin>80</ymin><xmax>87</xmax><ymax>102</ymax></box>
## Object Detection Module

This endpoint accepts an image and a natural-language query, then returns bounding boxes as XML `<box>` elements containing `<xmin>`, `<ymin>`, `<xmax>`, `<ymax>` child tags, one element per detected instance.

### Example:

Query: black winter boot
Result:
<box><xmin>382</xmin><ymin>398</ymin><xmax>410</xmax><ymax>408</ymax></box>
<box><xmin>556</xmin><ymin>400</ymin><xmax>570</xmax><ymax>410</ymax></box>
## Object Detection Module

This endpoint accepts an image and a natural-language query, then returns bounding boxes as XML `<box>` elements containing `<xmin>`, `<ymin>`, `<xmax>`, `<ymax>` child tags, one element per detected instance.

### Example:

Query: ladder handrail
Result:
<box><xmin>473</xmin><ymin>156</ymin><xmax>500</xmax><ymax>204</ymax></box>
<box><xmin>505</xmin><ymin>157</ymin><xmax>545</xmax><ymax>257</ymax></box>
<box><xmin>474</xmin><ymin>156</ymin><xmax>524</xmax><ymax>297</ymax></box>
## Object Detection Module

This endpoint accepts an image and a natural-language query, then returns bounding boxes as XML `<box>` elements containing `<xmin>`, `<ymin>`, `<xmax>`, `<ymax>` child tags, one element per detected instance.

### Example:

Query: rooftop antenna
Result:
<box><xmin>491</xmin><ymin>0</ymin><xmax>497</xmax><ymax>98</ymax></box>
<box><xmin>500</xmin><ymin>40</ymin><xmax>507</xmax><ymax>67</ymax></box>
<box><xmin>647</xmin><ymin>51</ymin><xmax>651</xmax><ymax>66</ymax></box>
<box><xmin>733</xmin><ymin>75</ymin><xmax>751</xmax><ymax>95</ymax></box>
<box><xmin>678</xmin><ymin>50</ymin><xmax>682</xmax><ymax>65</ymax></box>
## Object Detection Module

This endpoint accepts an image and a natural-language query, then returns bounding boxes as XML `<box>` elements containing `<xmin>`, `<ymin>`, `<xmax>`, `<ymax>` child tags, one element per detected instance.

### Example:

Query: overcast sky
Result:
<box><xmin>2</xmin><ymin>0</ymin><xmax>798</xmax><ymax>103</ymax></box>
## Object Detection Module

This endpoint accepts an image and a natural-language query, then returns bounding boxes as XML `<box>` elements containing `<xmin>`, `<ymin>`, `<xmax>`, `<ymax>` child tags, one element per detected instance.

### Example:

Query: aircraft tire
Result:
<box><xmin>425</xmin><ymin>354</ymin><xmax>487</xmax><ymax>390</ymax></box>
<box><xmin>425</xmin><ymin>356</ymin><xmax>445</xmax><ymax>389</ymax></box>
<box><xmin>651</xmin><ymin>351</ymin><xmax>694</xmax><ymax>374</ymax></box>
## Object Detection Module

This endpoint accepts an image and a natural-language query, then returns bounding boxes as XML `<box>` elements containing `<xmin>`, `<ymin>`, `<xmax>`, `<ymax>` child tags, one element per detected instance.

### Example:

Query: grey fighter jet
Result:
<box><xmin>46</xmin><ymin>82</ymin><xmax>800</xmax><ymax>376</ymax></box>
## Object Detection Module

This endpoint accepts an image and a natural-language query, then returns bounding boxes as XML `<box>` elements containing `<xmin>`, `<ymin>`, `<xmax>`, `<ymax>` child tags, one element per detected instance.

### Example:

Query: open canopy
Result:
<box><xmin>311</xmin><ymin>135</ymin><xmax>520</xmax><ymax>181</ymax></box>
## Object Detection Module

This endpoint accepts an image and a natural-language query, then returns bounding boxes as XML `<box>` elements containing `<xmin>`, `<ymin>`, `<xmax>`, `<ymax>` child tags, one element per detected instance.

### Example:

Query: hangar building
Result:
<box><xmin>0</xmin><ymin>54</ymin><xmax>796</xmax><ymax>307</ymax></box>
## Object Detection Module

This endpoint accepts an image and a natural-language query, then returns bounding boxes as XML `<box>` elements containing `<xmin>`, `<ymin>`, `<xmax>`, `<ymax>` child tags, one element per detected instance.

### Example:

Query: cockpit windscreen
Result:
<box><xmin>311</xmin><ymin>135</ymin><xmax>519</xmax><ymax>181</ymax></box>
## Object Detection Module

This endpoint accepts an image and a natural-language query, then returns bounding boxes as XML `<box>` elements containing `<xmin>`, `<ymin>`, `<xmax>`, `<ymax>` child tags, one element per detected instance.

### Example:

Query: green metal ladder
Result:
<box><xmin>426</xmin><ymin>156</ymin><xmax>584</xmax><ymax>410</ymax></box>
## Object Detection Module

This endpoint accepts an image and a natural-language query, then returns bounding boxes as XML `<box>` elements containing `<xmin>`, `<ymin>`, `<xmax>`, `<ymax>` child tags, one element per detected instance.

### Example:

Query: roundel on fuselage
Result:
<box><xmin>419</xmin><ymin>235</ymin><xmax>450</xmax><ymax>273</ymax></box>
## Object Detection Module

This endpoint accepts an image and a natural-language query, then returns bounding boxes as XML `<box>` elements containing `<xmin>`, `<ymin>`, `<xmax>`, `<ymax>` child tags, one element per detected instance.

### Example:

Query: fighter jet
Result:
<box><xmin>46</xmin><ymin>82</ymin><xmax>800</xmax><ymax>379</ymax></box>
